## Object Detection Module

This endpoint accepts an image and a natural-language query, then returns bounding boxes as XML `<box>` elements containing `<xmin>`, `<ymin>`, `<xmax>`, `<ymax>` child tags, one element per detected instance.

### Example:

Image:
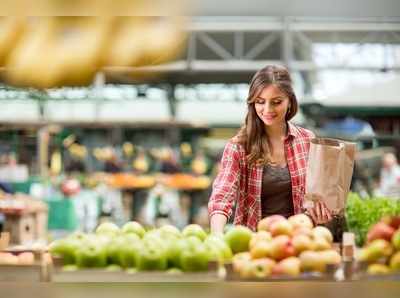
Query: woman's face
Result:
<box><xmin>254</xmin><ymin>84</ymin><xmax>290</xmax><ymax>127</ymax></box>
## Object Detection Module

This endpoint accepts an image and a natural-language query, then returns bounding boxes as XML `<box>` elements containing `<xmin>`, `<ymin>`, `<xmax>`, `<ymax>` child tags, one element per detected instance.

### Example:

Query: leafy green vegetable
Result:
<box><xmin>345</xmin><ymin>192</ymin><xmax>400</xmax><ymax>246</ymax></box>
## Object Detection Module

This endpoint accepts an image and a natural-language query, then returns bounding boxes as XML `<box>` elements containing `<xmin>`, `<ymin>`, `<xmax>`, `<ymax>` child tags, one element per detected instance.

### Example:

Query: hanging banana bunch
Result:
<box><xmin>1</xmin><ymin>14</ymin><xmax>187</xmax><ymax>88</ymax></box>
<box><xmin>50</xmin><ymin>150</ymin><xmax>62</xmax><ymax>175</ymax></box>
<box><xmin>0</xmin><ymin>17</ymin><xmax>26</xmax><ymax>66</ymax></box>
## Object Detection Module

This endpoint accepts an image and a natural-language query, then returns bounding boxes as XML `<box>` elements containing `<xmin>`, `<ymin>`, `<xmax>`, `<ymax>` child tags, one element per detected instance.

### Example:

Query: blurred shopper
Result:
<box><xmin>208</xmin><ymin>65</ymin><xmax>331</xmax><ymax>234</ymax></box>
<box><xmin>131</xmin><ymin>148</ymin><xmax>151</xmax><ymax>222</ymax></box>
<box><xmin>159</xmin><ymin>147</ymin><xmax>181</xmax><ymax>174</ymax></box>
<box><xmin>378</xmin><ymin>152</ymin><xmax>400</xmax><ymax>198</ymax></box>
<box><xmin>104</xmin><ymin>152</ymin><xmax>123</xmax><ymax>173</ymax></box>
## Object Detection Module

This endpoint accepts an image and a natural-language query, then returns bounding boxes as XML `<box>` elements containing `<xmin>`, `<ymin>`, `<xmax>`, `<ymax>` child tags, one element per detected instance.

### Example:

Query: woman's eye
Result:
<box><xmin>273</xmin><ymin>101</ymin><xmax>282</xmax><ymax>105</ymax></box>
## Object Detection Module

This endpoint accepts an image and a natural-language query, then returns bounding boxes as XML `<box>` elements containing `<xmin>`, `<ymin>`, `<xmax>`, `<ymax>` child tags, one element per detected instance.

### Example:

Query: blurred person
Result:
<box><xmin>104</xmin><ymin>151</ymin><xmax>123</xmax><ymax>173</ymax></box>
<box><xmin>208</xmin><ymin>65</ymin><xmax>331</xmax><ymax>234</ymax></box>
<box><xmin>65</xmin><ymin>156</ymin><xmax>86</xmax><ymax>174</ymax></box>
<box><xmin>159</xmin><ymin>147</ymin><xmax>181</xmax><ymax>174</ymax></box>
<box><xmin>180</xmin><ymin>142</ymin><xmax>193</xmax><ymax>172</ymax></box>
<box><xmin>187</xmin><ymin>149</ymin><xmax>212</xmax><ymax>224</ymax></box>
<box><xmin>132</xmin><ymin>148</ymin><xmax>150</xmax><ymax>174</ymax></box>
<box><xmin>378</xmin><ymin>152</ymin><xmax>400</xmax><ymax>198</ymax></box>
<box><xmin>131</xmin><ymin>148</ymin><xmax>151</xmax><ymax>222</ymax></box>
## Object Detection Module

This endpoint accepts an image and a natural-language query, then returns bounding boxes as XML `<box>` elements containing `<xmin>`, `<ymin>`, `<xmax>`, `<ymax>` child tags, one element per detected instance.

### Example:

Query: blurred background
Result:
<box><xmin>0</xmin><ymin>0</ymin><xmax>400</xmax><ymax>246</ymax></box>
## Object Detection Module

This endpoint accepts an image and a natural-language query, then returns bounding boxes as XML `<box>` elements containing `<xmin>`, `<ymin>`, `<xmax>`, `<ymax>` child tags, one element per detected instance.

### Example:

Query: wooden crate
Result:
<box><xmin>3</xmin><ymin>214</ymin><xmax>36</xmax><ymax>245</ymax></box>
<box><xmin>0</xmin><ymin>251</ymin><xmax>50</xmax><ymax>282</ymax></box>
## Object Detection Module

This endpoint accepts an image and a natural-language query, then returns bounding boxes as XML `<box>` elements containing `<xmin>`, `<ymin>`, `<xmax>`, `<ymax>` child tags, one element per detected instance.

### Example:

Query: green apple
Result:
<box><xmin>165</xmin><ymin>238</ymin><xmax>189</xmax><ymax>269</ymax></box>
<box><xmin>68</xmin><ymin>231</ymin><xmax>88</xmax><ymax>241</ymax></box>
<box><xmin>96</xmin><ymin>222</ymin><xmax>120</xmax><ymax>237</ymax></box>
<box><xmin>126</xmin><ymin>268</ymin><xmax>138</xmax><ymax>274</ymax></box>
<box><xmin>107</xmin><ymin>235</ymin><xmax>128</xmax><ymax>265</ymax></box>
<box><xmin>121</xmin><ymin>221</ymin><xmax>146</xmax><ymax>238</ymax></box>
<box><xmin>204</xmin><ymin>235</ymin><xmax>233</xmax><ymax>262</ymax></box>
<box><xmin>136</xmin><ymin>240</ymin><xmax>168</xmax><ymax>271</ymax></box>
<box><xmin>180</xmin><ymin>237</ymin><xmax>210</xmax><ymax>272</ymax></box>
<box><xmin>49</xmin><ymin>238</ymin><xmax>80</xmax><ymax>265</ymax></box>
<box><xmin>106</xmin><ymin>264</ymin><xmax>122</xmax><ymax>271</ymax></box>
<box><xmin>75</xmin><ymin>241</ymin><xmax>107</xmax><ymax>268</ymax></box>
<box><xmin>62</xmin><ymin>264</ymin><xmax>79</xmax><ymax>272</ymax></box>
<box><xmin>182</xmin><ymin>224</ymin><xmax>207</xmax><ymax>241</ymax></box>
<box><xmin>224</xmin><ymin>225</ymin><xmax>253</xmax><ymax>254</ymax></box>
<box><xmin>119</xmin><ymin>235</ymin><xmax>143</xmax><ymax>268</ymax></box>
<box><xmin>166</xmin><ymin>268</ymin><xmax>183</xmax><ymax>275</ymax></box>
<box><xmin>158</xmin><ymin>224</ymin><xmax>181</xmax><ymax>239</ymax></box>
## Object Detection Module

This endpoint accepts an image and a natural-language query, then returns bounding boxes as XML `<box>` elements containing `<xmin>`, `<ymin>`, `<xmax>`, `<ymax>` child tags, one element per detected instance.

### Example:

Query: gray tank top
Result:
<box><xmin>261</xmin><ymin>164</ymin><xmax>294</xmax><ymax>218</ymax></box>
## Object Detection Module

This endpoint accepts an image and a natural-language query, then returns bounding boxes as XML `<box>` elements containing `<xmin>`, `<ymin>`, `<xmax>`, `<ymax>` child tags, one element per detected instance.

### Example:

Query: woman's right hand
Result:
<box><xmin>210</xmin><ymin>213</ymin><xmax>227</xmax><ymax>235</ymax></box>
<box><xmin>306</xmin><ymin>200</ymin><xmax>332</xmax><ymax>225</ymax></box>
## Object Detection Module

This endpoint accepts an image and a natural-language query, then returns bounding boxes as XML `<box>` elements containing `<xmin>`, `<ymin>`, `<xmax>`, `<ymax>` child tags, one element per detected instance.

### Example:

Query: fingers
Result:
<box><xmin>314</xmin><ymin>201</ymin><xmax>332</xmax><ymax>224</ymax></box>
<box><xmin>308</xmin><ymin>207</ymin><xmax>318</xmax><ymax>225</ymax></box>
<box><xmin>316</xmin><ymin>201</ymin><xmax>323</xmax><ymax>221</ymax></box>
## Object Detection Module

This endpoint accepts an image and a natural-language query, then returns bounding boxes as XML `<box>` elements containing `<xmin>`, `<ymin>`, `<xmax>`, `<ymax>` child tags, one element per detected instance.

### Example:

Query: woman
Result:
<box><xmin>208</xmin><ymin>65</ymin><xmax>332</xmax><ymax>234</ymax></box>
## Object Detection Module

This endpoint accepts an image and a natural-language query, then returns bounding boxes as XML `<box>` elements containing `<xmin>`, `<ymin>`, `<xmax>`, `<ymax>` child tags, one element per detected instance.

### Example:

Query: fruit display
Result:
<box><xmin>106</xmin><ymin>173</ymin><xmax>156</xmax><ymax>189</ymax></box>
<box><xmin>161</xmin><ymin>174</ymin><xmax>211</xmax><ymax>190</ymax></box>
<box><xmin>346</xmin><ymin>192</ymin><xmax>400</xmax><ymax>246</ymax></box>
<box><xmin>226</xmin><ymin>214</ymin><xmax>341</xmax><ymax>280</ymax></box>
<box><xmin>48</xmin><ymin>221</ymin><xmax>232</xmax><ymax>280</ymax></box>
<box><xmin>0</xmin><ymin>250</ymin><xmax>52</xmax><ymax>281</ymax></box>
<box><xmin>355</xmin><ymin>215</ymin><xmax>400</xmax><ymax>278</ymax></box>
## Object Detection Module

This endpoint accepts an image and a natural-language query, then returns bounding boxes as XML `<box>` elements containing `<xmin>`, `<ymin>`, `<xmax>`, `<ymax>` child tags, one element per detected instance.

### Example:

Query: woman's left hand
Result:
<box><xmin>307</xmin><ymin>200</ymin><xmax>332</xmax><ymax>225</ymax></box>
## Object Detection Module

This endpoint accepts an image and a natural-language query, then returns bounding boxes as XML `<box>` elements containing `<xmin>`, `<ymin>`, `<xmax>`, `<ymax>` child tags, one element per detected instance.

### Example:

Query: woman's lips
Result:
<box><xmin>263</xmin><ymin>114</ymin><xmax>277</xmax><ymax>121</ymax></box>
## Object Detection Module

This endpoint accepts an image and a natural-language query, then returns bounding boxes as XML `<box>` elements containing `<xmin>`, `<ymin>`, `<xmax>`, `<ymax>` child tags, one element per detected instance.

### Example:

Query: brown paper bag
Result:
<box><xmin>304</xmin><ymin>138</ymin><xmax>356</xmax><ymax>216</ymax></box>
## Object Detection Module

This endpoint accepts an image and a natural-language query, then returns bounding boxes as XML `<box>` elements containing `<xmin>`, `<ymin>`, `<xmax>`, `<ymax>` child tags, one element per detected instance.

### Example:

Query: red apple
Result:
<box><xmin>272</xmin><ymin>256</ymin><xmax>301</xmax><ymax>277</ymax></box>
<box><xmin>319</xmin><ymin>250</ymin><xmax>341</xmax><ymax>266</ymax></box>
<box><xmin>232</xmin><ymin>252</ymin><xmax>252</xmax><ymax>274</ymax></box>
<box><xmin>249</xmin><ymin>258</ymin><xmax>276</xmax><ymax>279</ymax></box>
<box><xmin>382</xmin><ymin>216</ymin><xmax>400</xmax><ymax>230</ymax></box>
<box><xmin>250</xmin><ymin>240</ymin><xmax>273</xmax><ymax>259</ymax></box>
<box><xmin>312</xmin><ymin>226</ymin><xmax>333</xmax><ymax>244</ymax></box>
<box><xmin>288</xmin><ymin>214</ymin><xmax>314</xmax><ymax>230</ymax></box>
<box><xmin>367</xmin><ymin>222</ymin><xmax>395</xmax><ymax>243</ymax></box>
<box><xmin>299</xmin><ymin>251</ymin><xmax>326</xmax><ymax>273</ymax></box>
<box><xmin>249</xmin><ymin>231</ymin><xmax>272</xmax><ymax>250</ymax></box>
<box><xmin>257</xmin><ymin>215</ymin><xmax>286</xmax><ymax>232</ymax></box>
<box><xmin>270</xmin><ymin>235</ymin><xmax>296</xmax><ymax>261</ymax></box>
<box><xmin>269</xmin><ymin>219</ymin><xmax>293</xmax><ymax>237</ymax></box>
<box><xmin>292</xmin><ymin>234</ymin><xmax>314</xmax><ymax>254</ymax></box>
<box><xmin>293</xmin><ymin>226</ymin><xmax>313</xmax><ymax>238</ymax></box>
<box><xmin>312</xmin><ymin>237</ymin><xmax>331</xmax><ymax>251</ymax></box>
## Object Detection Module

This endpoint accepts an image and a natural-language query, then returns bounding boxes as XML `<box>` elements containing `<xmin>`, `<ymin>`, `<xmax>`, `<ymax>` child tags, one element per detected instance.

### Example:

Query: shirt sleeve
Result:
<box><xmin>208</xmin><ymin>141</ymin><xmax>241</xmax><ymax>220</ymax></box>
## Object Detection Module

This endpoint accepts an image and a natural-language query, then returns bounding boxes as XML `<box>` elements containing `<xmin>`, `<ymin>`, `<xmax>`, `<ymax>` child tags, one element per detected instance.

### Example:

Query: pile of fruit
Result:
<box><xmin>49</xmin><ymin>222</ymin><xmax>232</xmax><ymax>273</ymax></box>
<box><xmin>226</xmin><ymin>214</ymin><xmax>341</xmax><ymax>279</ymax></box>
<box><xmin>356</xmin><ymin>216</ymin><xmax>400</xmax><ymax>275</ymax></box>
<box><xmin>0</xmin><ymin>252</ymin><xmax>35</xmax><ymax>265</ymax></box>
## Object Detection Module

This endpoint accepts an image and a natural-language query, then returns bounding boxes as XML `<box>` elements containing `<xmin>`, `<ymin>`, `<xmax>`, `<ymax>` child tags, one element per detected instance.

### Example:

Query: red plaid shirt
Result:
<box><xmin>208</xmin><ymin>122</ymin><xmax>315</xmax><ymax>231</ymax></box>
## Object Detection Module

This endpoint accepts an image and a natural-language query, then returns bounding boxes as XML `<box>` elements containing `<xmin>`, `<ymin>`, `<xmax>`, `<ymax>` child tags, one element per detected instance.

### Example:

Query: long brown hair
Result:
<box><xmin>236</xmin><ymin>65</ymin><xmax>298</xmax><ymax>166</ymax></box>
